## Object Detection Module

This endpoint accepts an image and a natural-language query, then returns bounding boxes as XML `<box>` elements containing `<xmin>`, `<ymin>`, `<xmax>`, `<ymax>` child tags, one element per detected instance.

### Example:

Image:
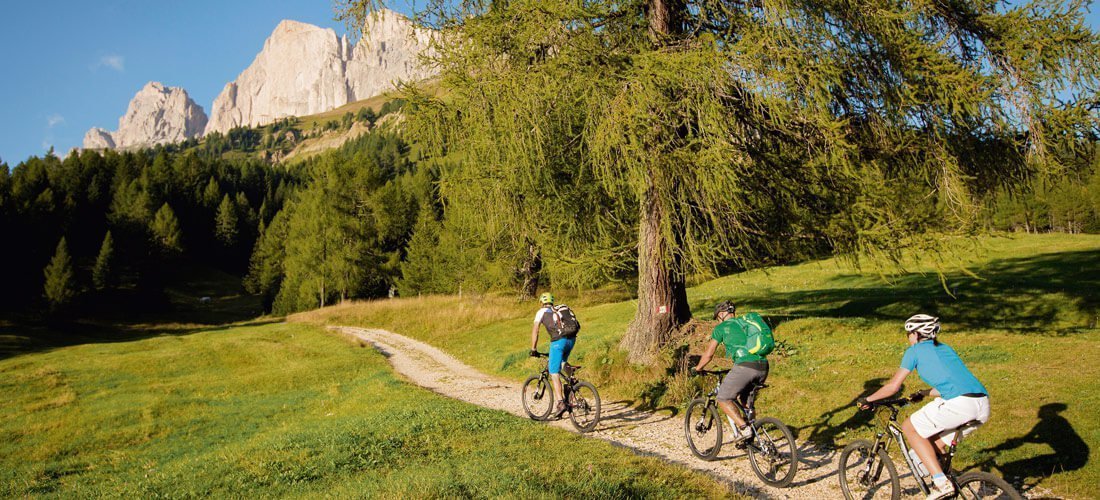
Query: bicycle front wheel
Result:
<box><xmin>955</xmin><ymin>471</ymin><xmax>1022</xmax><ymax>500</ymax></box>
<box><xmin>684</xmin><ymin>398</ymin><xmax>723</xmax><ymax>460</ymax></box>
<box><xmin>568</xmin><ymin>381</ymin><xmax>601</xmax><ymax>432</ymax></box>
<box><xmin>747</xmin><ymin>416</ymin><xmax>799</xmax><ymax>487</ymax></box>
<box><xmin>837</xmin><ymin>439</ymin><xmax>899</xmax><ymax>500</ymax></box>
<box><xmin>522</xmin><ymin>374</ymin><xmax>553</xmax><ymax>421</ymax></box>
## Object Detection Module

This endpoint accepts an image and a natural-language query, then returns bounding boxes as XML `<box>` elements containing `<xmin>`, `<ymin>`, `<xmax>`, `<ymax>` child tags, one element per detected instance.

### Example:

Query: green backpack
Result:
<box><xmin>735</xmin><ymin>312</ymin><xmax>775</xmax><ymax>357</ymax></box>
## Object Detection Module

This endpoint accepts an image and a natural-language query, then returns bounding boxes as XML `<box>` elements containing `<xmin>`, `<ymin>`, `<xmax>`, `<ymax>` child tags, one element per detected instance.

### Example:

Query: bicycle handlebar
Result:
<box><xmin>863</xmin><ymin>397</ymin><xmax>912</xmax><ymax>410</ymax></box>
<box><xmin>532</xmin><ymin>351</ymin><xmax>549</xmax><ymax>358</ymax></box>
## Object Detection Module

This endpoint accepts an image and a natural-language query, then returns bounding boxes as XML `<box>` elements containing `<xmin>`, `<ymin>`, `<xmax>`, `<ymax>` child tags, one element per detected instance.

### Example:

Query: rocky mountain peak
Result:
<box><xmin>204</xmin><ymin>10</ymin><xmax>435</xmax><ymax>135</ymax></box>
<box><xmin>82</xmin><ymin>82</ymin><xmax>207</xmax><ymax>150</ymax></box>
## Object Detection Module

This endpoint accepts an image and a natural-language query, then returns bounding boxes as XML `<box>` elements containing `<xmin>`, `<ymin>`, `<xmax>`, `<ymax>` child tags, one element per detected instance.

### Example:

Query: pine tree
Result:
<box><xmin>215</xmin><ymin>194</ymin><xmax>238</xmax><ymax>246</ymax></box>
<box><xmin>202</xmin><ymin>177</ymin><xmax>222</xmax><ymax>209</ymax></box>
<box><xmin>43</xmin><ymin>237</ymin><xmax>76</xmax><ymax>310</ymax></box>
<box><xmin>151</xmin><ymin>203</ymin><xmax>183</xmax><ymax>253</ymax></box>
<box><xmin>92</xmin><ymin>230</ymin><xmax>114</xmax><ymax>290</ymax></box>
<box><xmin>399</xmin><ymin>203</ymin><xmax>443</xmax><ymax>295</ymax></box>
<box><xmin>339</xmin><ymin>0</ymin><xmax>1100</xmax><ymax>361</ymax></box>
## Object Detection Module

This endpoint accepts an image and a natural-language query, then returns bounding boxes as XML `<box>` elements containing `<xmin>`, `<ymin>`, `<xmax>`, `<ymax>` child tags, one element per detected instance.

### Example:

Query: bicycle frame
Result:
<box><xmin>867</xmin><ymin>400</ymin><xmax>969</xmax><ymax>496</ymax></box>
<box><xmin>700</xmin><ymin>371</ymin><xmax>762</xmax><ymax>440</ymax></box>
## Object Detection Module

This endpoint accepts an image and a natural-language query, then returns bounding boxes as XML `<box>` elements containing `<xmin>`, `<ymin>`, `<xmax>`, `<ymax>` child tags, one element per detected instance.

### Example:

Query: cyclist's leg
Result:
<box><xmin>716</xmin><ymin>365</ymin><xmax>753</xmax><ymax>429</ymax></box>
<box><xmin>548</xmin><ymin>339</ymin><xmax>567</xmax><ymax>407</ymax></box>
<box><xmin>904</xmin><ymin>396</ymin><xmax>989</xmax><ymax>477</ymax></box>
<box><xmin>735</xmin><ymin>362</ymin><xmax>769</xmax><ymax>409</ymax></box>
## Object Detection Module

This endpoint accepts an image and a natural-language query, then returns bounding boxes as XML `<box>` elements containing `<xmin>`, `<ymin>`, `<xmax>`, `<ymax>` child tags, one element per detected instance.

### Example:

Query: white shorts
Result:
<box><xmin>909</xmin><ymin>396</ymin><xmax>990</xmax><ymax>446</ymax></box>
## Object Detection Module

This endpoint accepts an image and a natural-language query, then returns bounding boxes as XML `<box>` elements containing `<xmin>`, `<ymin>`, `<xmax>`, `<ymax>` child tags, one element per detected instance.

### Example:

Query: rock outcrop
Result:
<box><xmin>82</xmin><ymin>82</ymin><xmax>207</xmax><ymax>150</ymax></box>
<box><xmin>205</xmin><ymin>10</ymin><xmax>434</xmax><ymax>135</ymax></box>
<box><xmin>82</xmin><ymin>128</ymin><xmax>116</xmax><ymax>150</ymax></box>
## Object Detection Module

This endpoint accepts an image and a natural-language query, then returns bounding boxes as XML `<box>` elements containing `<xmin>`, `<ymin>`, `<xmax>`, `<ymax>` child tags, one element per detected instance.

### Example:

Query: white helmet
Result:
<box><xmin>904</xmin><ymin>314</ymin><xmax>940</xmax><ymax>339</ymax></box>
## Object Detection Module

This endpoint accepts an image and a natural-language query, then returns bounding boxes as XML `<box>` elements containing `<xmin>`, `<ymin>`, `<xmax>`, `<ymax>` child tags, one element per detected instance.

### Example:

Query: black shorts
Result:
<box><xmin>717</xmin><ymin>361</ymin><xmax>769</xmax><ymax>404</ymax></box>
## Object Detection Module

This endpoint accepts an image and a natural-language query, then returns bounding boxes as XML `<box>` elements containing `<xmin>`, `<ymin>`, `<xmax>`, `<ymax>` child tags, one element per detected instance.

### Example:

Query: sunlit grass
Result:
<box><xmin>297</xmin><ymin>233</ymin><xmax>1100</xmax><ymax>497</ymax></box>
<box><xmin>0</xmin><ymin>322</ymin><xmax>737</xmax><ymax>497</ymax></box>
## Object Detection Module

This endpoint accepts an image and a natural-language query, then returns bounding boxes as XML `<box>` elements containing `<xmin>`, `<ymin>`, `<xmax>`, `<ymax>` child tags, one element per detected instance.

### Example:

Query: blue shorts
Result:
<box><xmin>548</xmin><ymin>337</ymin><xmax>575</xmax><ymax>374</ymax></box>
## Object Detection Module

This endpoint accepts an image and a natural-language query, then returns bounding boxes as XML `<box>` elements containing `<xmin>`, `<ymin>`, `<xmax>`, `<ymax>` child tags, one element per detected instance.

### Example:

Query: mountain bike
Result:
<box><xmin>521</xmin><ymin>351</ymin><xmax>601</xmax><ymax>432</ymax></box>
<box><xmin>684</xmin><ymin>369</ymin><xmax>799</xmax><ymax>487</ymax></box>
<box><xmin>838</xmin><ymin>394</ymin><xmax>1021</xmax><ymax>500</ymax></box>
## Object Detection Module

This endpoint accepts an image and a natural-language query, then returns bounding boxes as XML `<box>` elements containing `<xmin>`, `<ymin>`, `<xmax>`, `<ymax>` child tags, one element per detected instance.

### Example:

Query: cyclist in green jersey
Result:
<box><xmin>692</xmin><ymin>300</ymin><xmax>768</xmax><ymax>443</ymax></box>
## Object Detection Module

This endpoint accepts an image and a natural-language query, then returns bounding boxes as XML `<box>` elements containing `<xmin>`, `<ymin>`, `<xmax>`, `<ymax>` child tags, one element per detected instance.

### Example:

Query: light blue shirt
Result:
<box><xmin>901</xmin><ymin>341</ymin><xmax>987</xmax><ymax>400</ymax></box>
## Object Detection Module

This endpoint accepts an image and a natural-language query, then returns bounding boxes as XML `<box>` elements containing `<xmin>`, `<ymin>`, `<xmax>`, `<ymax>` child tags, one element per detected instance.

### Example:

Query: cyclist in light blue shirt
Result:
<box><xmin>860</xmin><ymin>315</ymin><xmax>991</xmax><ymax>500</ymax></box>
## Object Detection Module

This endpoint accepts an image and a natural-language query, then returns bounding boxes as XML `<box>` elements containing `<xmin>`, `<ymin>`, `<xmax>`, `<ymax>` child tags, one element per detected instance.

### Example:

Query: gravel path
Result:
<box><xmin>333</xmin><ymin>326</ymin><xmax>914</xmax><ymax>499</ymax></box>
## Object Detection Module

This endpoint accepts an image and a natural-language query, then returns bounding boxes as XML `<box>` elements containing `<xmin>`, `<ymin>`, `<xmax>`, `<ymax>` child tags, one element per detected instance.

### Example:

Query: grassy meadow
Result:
<box><xmin>0</xmin><ymin>321</ymin><xmax>736</xmax><ymax>498</ymax></box>
<box><xmin>296</xmin><ymin>233</ymin><xmax>1100</xmax><ymax>498</ymax></box>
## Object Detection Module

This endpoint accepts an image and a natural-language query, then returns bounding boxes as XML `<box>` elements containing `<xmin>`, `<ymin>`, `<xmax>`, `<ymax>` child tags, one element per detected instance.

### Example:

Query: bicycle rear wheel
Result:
<box><xmin>747</xmin><ymin>416</ymin><xmax>799</xmax><ymax>487</ymax></box>
<box><xmin>684</xmin><ymin>398</ymin><xmax>723</xmax><ymax>460</ymax></box>
<box><xmin>955</xmin><ymin>471</ymin><xmax>1022</xmax><ymax>500</ymax></box>
<box><xmin>837</xmin><ymin>439</ymin><xmax>899</xmax><ymax>500</ymax></box>
<box><xmin>522</xmin><ymin>374</ymin><xmax>553</xmax><ymax>421</ymax></box>
<box><xmin>568</xmin><ymin>381</ymin><xmax>601</xmax><ymax>432</ymax></box>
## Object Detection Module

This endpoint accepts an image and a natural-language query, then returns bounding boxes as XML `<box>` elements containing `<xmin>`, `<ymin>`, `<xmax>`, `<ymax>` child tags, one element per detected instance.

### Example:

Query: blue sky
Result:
<box><xmin>0</xmin><ymin>2</ymin><xmax>1096</xmax><ymax>165</ymax></box>
<box><xmin>0</xmin><ymin>0</ymin><xmax>415</xmax><ymax>165</ymax></box>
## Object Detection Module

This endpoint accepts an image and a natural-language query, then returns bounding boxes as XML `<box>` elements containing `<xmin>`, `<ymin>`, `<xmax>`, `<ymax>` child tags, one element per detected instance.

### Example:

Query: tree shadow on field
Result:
<box><xmin>0</xmin><ymin>263</ymin><xmax>268</xmax><ymax>360</ymax></box>
<box><xmin>797</xmin><ymin>378</ymin><xmax>889</xmax><ymax>449</ymax></box>
<box><xmin>976</xmin><ymin>403</ymin><xmax>1089</xmax><ymax>494</ymax></box>
<box><xmin>747</xmin><ymin>250</ymin><xmax>1100</xmax><ymax>333</ymax></box>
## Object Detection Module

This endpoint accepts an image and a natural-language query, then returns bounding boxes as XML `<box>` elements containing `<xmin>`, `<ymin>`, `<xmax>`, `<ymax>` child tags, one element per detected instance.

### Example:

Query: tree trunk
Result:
<box><xmin>620</xmin><ymin>0</ymin><xmax>691</xmax><ymax>363</ymax></box>
<box><xmin>517</xmin><ymin>239</ymin><xmax>542</xmax><ymax>300</ymax></box>
<box><xmin>620</xmin><ymin>186</ymin><xmax>691</xmax><ymax>362</ymax></box>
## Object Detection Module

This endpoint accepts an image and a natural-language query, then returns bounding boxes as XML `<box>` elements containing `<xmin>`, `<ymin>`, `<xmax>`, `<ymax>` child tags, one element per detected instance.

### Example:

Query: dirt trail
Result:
<box><xmin>333</xmin><ymin>326</ymin><xmax>904</xmax><ymax>499</ymax></box>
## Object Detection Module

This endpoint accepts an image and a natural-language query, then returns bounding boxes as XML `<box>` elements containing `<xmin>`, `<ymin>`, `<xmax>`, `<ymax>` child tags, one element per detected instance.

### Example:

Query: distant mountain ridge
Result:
<box><xmin>83</xmin><ymin>9</ymin><xmax>434</xmax><ymax>151</ymax></box>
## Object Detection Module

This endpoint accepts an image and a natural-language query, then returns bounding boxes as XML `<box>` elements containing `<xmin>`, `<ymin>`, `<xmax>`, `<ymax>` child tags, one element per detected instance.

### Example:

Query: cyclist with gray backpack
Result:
<box><xmin>691</xmin><ymin>300</ymin><xmax>775</xmax><ymax>443</ymax></box>
<box><xmin>529</xmin><ymin>292</ymin><xmax>581</xmax><ymax>419</ymax></box>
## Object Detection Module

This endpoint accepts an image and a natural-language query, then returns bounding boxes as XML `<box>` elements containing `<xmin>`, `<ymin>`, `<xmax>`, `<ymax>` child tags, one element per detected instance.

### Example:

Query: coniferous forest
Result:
<box><xmin>2</xmin><ymin>127</ymin><xmax>1098</xmax><ymax>320</ymax></box>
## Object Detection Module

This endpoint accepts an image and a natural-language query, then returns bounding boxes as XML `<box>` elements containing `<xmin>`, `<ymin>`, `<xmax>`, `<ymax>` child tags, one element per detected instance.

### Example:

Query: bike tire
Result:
<box><xmin>747</xmin><ymin>416</ymin><xmax>800</xmax><ymax>487</ymax></box>
<box><xmin>955</xmin><ymin>471</ymin><xmax>1022</xmax><ymax>500</ymax></box>
<box><xmin>838</xmin><ymin>439</ymin><xmax>900</xmax><ymax>500</ymax></box>
<box><xmin>522</xmin><ymin>374</ymin><xmax>553</xmax><ymax>421</ymax></box>
<box><xmin>568</xmin><ymin>381</ymin><xmax>601</xmax><ymax>432</ymax></box>
<box><xmin>683</xmin><ymin>398</ymin><xmax>723</xmax><ymax>460</ymax></box>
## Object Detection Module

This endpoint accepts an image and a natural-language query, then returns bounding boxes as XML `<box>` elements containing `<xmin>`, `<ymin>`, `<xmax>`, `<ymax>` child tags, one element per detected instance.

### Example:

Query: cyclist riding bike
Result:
<box><xmin>529</xmin><ymin>292</ymin><xmax>577</xmax><ymax>419</ymax></box>
<box><xmin>859</xmin><ymin>314</ymin><xmax>991</xmax><ymax>500</ymax></box>
<box><xmin>692</xmin><ymin>300</ymin><xmax>768</xmax><ymax>443</ymax></box>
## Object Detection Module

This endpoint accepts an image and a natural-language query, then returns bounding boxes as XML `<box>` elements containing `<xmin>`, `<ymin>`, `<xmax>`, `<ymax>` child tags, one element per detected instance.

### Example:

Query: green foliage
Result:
<box><xmin>42</xmin><ymin>237</ymin><xmax>76</xmax><ymax>310</ymax></box>
<box><xmin>0</xmin><ymin>145</ymin><xmax>295</xmax><ymax>314</ymax></box>
<box><xmin>398</xmin><ymin>203</ymin><xmax>444</xmax><ymax>295</ymax></box>
<box><xmin>253</xmin><ymin>130</ymin><xmax>425</xmax><ymax>313</ymax></box>
<box><xmin>215</xmin><ymin>194</ymin><xmax>238</xmax><ymax>246</ymax></box>
<box><xmin>151</xmin><ymin>203</ymin><xmax>183</xmax><ymax>253</ymax></box>
<box><xmin>91</xmin><ymin>231</ymin><xmax>114</xmax><ymax>290</ymax></box>
<box><xmin>341</xmin><ymin>0</ymin><xmax>1100</xmax><ymax>354</ymax></box>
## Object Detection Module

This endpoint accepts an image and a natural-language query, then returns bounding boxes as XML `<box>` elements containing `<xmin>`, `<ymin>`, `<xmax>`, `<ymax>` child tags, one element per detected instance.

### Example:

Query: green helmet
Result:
<box><xmin>539</xmin><ymin>292</ymin><xmax>555</xmax><ymax>305</ymax></box>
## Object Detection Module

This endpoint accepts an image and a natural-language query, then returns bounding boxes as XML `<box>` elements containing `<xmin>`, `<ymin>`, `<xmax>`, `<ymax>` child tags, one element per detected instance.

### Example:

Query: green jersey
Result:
<box><xmin>711</xmin><ymin>317</ymin><xmax>766</xmax><ymax>364</ymax></box>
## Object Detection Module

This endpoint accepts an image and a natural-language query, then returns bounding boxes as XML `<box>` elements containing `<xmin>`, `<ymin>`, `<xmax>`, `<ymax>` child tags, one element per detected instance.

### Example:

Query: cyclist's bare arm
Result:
<box><xmin>530</xmin><ymin>322</ymin><xmax>541</xmax><ymax>352</ymax></box>
<box><xmin>693</xmin><ymin>339</ymin><xmax>720</xmax><ymax>372</ymax></box>
<box><xmin>865</xmin><ymin>367</ymin><xmax>910</xmax><ymax>403</ymax></box>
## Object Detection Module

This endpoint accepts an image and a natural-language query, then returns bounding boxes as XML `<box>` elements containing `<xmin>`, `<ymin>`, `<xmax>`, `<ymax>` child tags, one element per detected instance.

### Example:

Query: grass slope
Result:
<box><xmin>0</xmin><ymin>321</ymin><xmax>736</xmax><ymax>498</ymax></box>
<box><xmin>296</xmin><ymin>233</ymin><xmax>1100</xmax><ymax>498</ymax></box>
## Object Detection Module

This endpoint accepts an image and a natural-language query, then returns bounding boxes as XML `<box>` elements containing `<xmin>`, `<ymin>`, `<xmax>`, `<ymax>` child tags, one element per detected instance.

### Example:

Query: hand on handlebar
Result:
<box><xmin>529</xmin><ymin>349</ymin><xmax>539</xmax><ymax>358</ymax></box>
<box><xmin>689</xmin><ymin>367</ymin><xmax>699</xmax><ymax>377</ymax></box>
<box><xmin>856</xmin><ymin>397</ymin><xmax>873</xmax><ymax>411</ymax></box>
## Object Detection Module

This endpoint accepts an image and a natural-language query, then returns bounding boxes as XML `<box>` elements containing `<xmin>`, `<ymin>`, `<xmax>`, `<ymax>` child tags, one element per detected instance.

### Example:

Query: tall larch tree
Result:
<box><xmin>339</xmin><ymin>0</ymin><xmax>1098</xmax><ymax>361</ymax></box>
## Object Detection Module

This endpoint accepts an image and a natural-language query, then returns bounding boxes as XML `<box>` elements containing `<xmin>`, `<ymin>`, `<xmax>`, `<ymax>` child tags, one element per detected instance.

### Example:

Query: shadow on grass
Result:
<box><xmin>795</xmin><ymin>378</ymin><xmax>888</xmax><ymax>447</ymax></box>
<box><xmin>976</xmin><ymin>403</ymin><xmax>1089</xmax><ymax>494</ymax></box>
<box><xmin>713</xmin><ymin>249</ymin><xmax>1100</xmax><ymax>333</ymax></box>
<box><xmin>0</xmin><ymin>264</ymin><xmax>268</xmax><ymax>361</ymax></box>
